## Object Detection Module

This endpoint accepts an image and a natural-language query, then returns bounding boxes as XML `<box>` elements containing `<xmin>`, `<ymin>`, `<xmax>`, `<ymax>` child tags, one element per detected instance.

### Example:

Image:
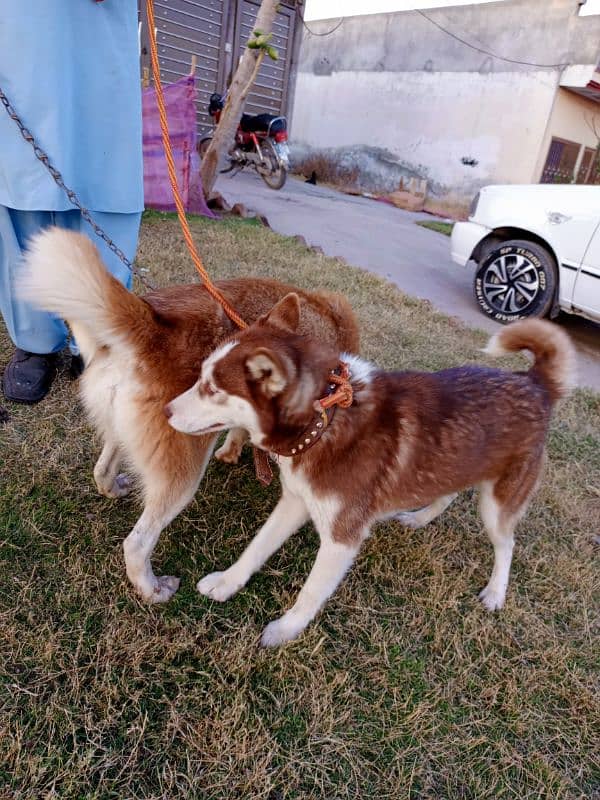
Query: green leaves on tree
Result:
<box><xmin>247</xmin><ymin>29</ymin><xmax>279</xmax><ymax>60</ymax></box>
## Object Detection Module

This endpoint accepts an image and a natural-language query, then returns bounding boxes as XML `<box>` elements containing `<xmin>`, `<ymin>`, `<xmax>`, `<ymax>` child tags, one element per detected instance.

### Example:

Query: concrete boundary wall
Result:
<box><xmin>291</xmin><ymin>0</ymin><xmax>600</xmax><ymax>215</ymax></box>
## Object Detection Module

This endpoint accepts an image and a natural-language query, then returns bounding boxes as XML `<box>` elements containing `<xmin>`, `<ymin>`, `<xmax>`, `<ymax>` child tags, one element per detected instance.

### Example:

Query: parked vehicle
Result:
<box><xmin>198</xmin><ymin>92</ymin><xmax>289</xmax><ymax>190</ymax></box>
<box><xmin>451</xmin><ymin>185</ymin><xmax>600</xmax><ymax>324</ymax></box>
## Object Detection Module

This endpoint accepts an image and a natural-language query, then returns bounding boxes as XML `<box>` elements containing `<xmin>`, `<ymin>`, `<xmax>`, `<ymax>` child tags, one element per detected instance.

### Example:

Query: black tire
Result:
<box><xmin>257</xmin><ymin>139</ymin><xmax>287</xmax><ymax>190</ymax></box>
<box><xmin>473</xmin><ymin>239</ymin><xmax>557</xmax><ymax>324</ymax></box>
<box><xmin>197</xmin><ymin>136</ymin><xmax>212</xmax><ymax>159</ymax></box>
<box><xmin>199</xmin><ymin>137</ymin><xmax>238</xmax><ymax>174</ymax></box>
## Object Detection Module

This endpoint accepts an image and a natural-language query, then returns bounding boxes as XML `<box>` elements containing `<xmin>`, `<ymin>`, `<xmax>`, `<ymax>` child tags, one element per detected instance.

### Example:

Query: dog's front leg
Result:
<box><xmin>197</xmin><ymin>490</ymin><xmax>309</xmax><ymax>602</ymax></box>
<box><xmin>260</xmin><ymin>530</ymin><xmax>364</xmax><ymax>648</ymax></box>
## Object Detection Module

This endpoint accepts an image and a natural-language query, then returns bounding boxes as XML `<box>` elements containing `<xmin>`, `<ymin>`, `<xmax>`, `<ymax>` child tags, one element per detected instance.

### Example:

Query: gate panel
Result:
<box><xmin>235</xmin><ymin>1</ymin><xmax>296</xmax><ymax>117</ymax></box>
<box><xmin>140</xmin><ymin>1</ymin><xmax>301</xmax><ymax>134</ymax></box>
<box><xmin>152</xmin><ymin>0</ymin><xmax>229</xmax><ymax>137</ymax></box>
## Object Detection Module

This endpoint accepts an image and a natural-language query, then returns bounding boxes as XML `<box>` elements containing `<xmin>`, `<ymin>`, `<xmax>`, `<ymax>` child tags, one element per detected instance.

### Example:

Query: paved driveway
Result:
<box><xmin>215</xmin><ymin>171</ymin><xmax>600</xmax><ymax>391</ymax></box>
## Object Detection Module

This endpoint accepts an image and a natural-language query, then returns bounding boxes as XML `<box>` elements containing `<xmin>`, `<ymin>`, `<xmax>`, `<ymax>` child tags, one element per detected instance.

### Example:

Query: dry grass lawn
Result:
<box><xmin>1</xmin><ymin>212</ymin><xmax>599</xmax><ymax>799</ymax></box>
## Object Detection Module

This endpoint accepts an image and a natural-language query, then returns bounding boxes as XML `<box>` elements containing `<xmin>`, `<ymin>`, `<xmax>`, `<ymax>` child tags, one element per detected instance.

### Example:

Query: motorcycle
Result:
<box><xmin>198</xmin><ymin>92</ymin><xmax>290</xmax><ymax>190</ymax></box>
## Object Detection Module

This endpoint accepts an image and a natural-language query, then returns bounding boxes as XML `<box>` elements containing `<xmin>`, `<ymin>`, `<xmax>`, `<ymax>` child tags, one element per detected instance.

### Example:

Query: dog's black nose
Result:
<box><xmin>163</xmin><ymin>403</ymin><xmax>173</xmax><ymax>419</ymax></box>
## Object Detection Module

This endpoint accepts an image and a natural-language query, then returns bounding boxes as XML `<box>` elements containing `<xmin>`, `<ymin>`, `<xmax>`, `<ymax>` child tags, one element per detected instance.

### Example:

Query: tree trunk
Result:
<box><xmin>200</xmin><ymin>0</ymin><xmax>280</xmax><ymax>199</ymax></box>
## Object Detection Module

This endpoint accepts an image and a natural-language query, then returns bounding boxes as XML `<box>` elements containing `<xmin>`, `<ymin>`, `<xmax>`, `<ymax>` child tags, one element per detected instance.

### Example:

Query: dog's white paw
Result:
<box><xmin>214</xmin><ymin>442</ymin><xmax>242</xmax><ymax>465</ymax></box>
<box><xmin>478</xmin><ymin>584</ymin><xmax>506</xmax><ymax>612</ymax></box>
<box><xmin>110</xmin><ymin>473</ymin><xmax>134</xmax><ymax>498</ymax></box>
<box><xmin>97</xmin><ymin>473</ymin><xmax>133</xmax><ymax>499</ymax></box>
<box><xmin>394</xmin><ymin>511</ymin><xmax>424</xmax><ymax>530</ymax></box>
<box><xmin>147</xmin><ymin>575</ymin><xmax>180</xmax><ymax>604</ymax></box>
<box><xmin>197</xmin><ymin>570</ymin><xmax>244</xmax><ymax>602</ymax></box>
<box><xmin>260</xmin><ymin>615</ymin><xmax>304</xmax><ymax>648</ymax></box>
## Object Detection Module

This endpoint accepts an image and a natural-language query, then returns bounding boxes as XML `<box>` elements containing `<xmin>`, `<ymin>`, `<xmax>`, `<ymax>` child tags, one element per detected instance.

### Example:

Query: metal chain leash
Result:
<box><xmin>0</xmin><ymin>86</ymin><xmax>155</xmax><ymax>290</ymax></box>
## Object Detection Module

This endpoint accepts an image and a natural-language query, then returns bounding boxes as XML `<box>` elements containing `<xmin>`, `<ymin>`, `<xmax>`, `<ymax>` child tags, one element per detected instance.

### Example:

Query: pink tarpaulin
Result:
<box><xmin>142</xmin><ymin>75</ymin><xmax>216</xmax><ymax>217</ymax></box>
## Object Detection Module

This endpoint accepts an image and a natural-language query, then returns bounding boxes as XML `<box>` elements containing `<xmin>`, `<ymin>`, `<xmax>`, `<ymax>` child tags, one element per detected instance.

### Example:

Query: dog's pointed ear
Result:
<box><xmin>259</xmin><ymin>293</ymin><xmax>301</xmax><ymax>333</ymax></box>
<box><xmin>245</xmin><ymin>347</ymin><xmax>292</xmax><ymax>397</ymax></box>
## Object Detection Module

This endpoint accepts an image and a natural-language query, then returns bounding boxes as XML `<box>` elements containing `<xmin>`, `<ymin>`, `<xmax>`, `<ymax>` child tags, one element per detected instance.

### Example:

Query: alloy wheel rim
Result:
<box><xmin>482</xmin><ymin>254</ymin><xmax>540</xmax><ymax>314</ymax></box>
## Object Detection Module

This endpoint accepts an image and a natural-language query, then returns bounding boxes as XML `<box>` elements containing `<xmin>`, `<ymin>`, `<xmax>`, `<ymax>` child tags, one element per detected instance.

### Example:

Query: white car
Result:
<box><xmin>451</xmin><ymin>185</ymin><xmax>600</xmax><ymax>324</ymax></box>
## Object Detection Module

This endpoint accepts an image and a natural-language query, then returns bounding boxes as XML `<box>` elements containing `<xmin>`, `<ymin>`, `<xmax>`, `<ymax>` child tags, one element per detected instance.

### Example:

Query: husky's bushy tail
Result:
<box><xmin>484</xmin><ymin>319</ymin><xmax>576</xmax><ymax>402</ymax></box>
<box><xmin>19</xmin><ymin>227</ymin><xmax>153</xmax><ymax>358</ymax></box>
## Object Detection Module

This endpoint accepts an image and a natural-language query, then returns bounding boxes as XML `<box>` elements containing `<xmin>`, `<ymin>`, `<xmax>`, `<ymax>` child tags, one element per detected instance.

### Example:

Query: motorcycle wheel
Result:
<box><xmin>197</xmin><ymin>136</ymin><xmax>212</xmax><ymax>158</ymax></box>
<box><xmin>199</xmin><ymin>136</ymin><xmax>237</xmax><ymax>173</ymax></box>
<box><xmin>219</xmin><ymin>160</ymin><xmax>238</xmax><ymax>175</ymax></box>
<box><xmin>257</xmin><ymin>139</ymin><xmax>287</xmax><ymax>190</ymax></box>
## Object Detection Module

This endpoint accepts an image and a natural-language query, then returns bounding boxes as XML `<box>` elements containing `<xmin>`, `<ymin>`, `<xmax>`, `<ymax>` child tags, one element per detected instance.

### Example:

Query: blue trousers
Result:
<box><xmin>0</xmin><ymin>207</ymin><xmax>141</xmax><ymax>354</ymax></box>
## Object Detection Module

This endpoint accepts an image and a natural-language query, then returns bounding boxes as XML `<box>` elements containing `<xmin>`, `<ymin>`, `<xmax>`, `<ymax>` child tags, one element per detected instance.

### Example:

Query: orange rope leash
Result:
<box><xmin>318</xmin><ymin>362</ymin><xmax>353</xmax><ymax>410</ymax></box>
<box><xmin>145</xmin><ymin>0</ymin><xmax>248</xmax><ymax>329</ymax></box>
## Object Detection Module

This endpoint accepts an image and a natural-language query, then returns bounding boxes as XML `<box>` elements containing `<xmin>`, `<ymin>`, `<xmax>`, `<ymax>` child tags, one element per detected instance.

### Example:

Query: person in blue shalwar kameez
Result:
<box><xmin>0</xmin><ymin>0</ymin><xmax>143</xmax><ymax>403</ymax></box>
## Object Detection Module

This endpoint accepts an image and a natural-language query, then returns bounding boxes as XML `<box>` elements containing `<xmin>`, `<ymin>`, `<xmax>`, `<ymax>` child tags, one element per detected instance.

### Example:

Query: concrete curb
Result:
<box><xmin>207</xmin><ymin>190</ymin><xmax>271</xmax><ymax>228</ymax></box>
<box><xmin>208</xmin><ymin>190</ymin><xmax>343</xmax><ymax>261</ymax></box>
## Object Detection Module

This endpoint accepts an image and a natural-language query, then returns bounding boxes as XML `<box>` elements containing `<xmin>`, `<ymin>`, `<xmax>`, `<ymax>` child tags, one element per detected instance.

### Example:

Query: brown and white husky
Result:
<box><xmin>20</xmin><ymin>229</ymin><xmax>359</xmax><ymax>603</ymax></box>
<box><xmin>165</xmin><ymin>294</ymin><xmax>574</xmax><ymax>646</ymax></box>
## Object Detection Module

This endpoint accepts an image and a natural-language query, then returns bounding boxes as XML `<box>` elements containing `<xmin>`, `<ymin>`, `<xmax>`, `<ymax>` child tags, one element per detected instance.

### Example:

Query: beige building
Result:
<box><xmin>291</xmin><ymin>0</ymin><xmax>600</xmax><ymax>215</ymax></box>
<box><xmin>537</xmin><ymin>64</ymin><xmax>600</xmax><ymax>184</ymax></box>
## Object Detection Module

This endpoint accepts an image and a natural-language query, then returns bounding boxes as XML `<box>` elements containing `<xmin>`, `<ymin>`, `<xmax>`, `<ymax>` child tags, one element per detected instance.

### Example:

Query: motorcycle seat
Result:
<box><xmin>239</xmin><ymin>113</ymin><xmax>286</xmax><ymax>134</ymax></box>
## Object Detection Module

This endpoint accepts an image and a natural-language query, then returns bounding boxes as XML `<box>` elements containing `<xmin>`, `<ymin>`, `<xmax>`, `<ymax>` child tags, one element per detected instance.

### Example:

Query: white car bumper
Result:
<box><xmin>450</xmin><ymin>220</ymin><xmax>490</xmax><ymax>266</ymax></box>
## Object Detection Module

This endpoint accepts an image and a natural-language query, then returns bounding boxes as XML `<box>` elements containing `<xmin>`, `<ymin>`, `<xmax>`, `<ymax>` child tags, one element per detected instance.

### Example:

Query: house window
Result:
<box><xmin>541</xmin><ymin>138</ymin><xmax>581</xmax><ymax>183</ymax></box>
<box><xmin>577</xmin><ymin>146</ymin><xmax>600</xmax><ymax>184</ymax></box>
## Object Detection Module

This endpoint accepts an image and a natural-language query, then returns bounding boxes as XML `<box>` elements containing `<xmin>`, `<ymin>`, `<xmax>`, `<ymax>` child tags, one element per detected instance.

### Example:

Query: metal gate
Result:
<box><xmin>140</xmin><ymin>0</ymin><xmax>300</xmax><ymax>138</ymax></box>
<box><xmin>142</xmin><ymin>0</ymin><xmax>228</xmax><ymax>138</ymax></box>
<box><xmin>234</xmin><ymin>1</ymin><xmax>296</xmax><ymax>117</ymax></box>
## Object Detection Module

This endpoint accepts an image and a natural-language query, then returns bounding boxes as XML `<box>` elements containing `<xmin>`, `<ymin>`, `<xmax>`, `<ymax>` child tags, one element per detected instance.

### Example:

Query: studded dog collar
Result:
<box><xmin>253</xmin><ymin>361</ymin><xmax>353</xmax><ymax>486</ymax></box>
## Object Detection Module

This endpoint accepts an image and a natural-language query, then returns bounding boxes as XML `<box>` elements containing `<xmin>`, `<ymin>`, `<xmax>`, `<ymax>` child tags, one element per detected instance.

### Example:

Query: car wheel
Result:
<box><xmin>473</xmin><ymin>239</ymin><xmax>557</xmax><ymax>324</ymax></box>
